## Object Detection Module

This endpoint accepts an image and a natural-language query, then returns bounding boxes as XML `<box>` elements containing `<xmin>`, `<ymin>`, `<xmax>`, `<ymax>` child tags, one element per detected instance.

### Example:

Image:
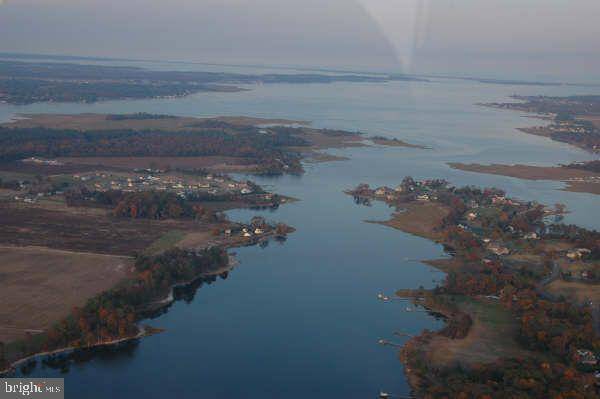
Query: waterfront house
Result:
<box><xmin>488</xmin><ymin>244</ymin><xmax>510</xmax><ymax>256</ymax></box>
<box><xmin>575</xmin><ymin>349</ymin><xmax>597</xmax><ymax>366</ymax></box>
<box><xmin>566</xmin><ymin>248</ymin><xmax>591</xmax><ymax>260</ymax></box>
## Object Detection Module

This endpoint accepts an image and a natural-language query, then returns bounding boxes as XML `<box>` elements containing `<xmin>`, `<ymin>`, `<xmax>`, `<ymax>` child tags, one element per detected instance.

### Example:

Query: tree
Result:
<box><xmin>0</xmin><ymin>341</ymin><xmax>5</xmax><ymax>366</ymax></box>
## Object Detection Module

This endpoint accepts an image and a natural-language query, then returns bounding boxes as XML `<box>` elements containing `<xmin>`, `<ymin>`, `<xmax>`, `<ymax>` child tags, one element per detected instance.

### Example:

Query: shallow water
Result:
<box><xmin>3</xmin><ymin>68</ymin><xmax>599</xmax><ymax>398</ymax></box>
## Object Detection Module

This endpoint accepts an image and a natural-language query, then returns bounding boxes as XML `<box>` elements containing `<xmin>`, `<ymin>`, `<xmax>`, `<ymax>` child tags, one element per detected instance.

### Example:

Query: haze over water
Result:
<box><xmin>3</xmin><ymin>62</ymin><xmax>599</xmax><ymax>397</ymax></box>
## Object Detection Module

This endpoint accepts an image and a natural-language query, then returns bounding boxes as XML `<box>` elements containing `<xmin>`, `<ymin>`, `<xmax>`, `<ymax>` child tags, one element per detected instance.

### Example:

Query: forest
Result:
<box><xmin>0</xmin><ymin>123</ymin><xmax>306</xmax><ymax>175</ymax></box>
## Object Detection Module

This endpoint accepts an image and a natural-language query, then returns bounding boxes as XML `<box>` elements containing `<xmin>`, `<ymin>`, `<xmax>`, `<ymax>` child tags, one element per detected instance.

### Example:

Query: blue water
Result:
<box><xmin>3</xmin><ymin>68</ymin><xmax>599</xmax><ymax>398</ymax></box>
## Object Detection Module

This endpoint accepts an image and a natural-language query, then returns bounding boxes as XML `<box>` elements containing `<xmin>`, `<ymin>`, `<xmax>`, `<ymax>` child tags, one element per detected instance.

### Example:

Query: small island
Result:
<box><xmin>348</xmin><ymin>177</ymin><xmax>600</xmax><ymax>398</ymax></box>
<box><xmin>369</xmin><ymin>135</ymin><xmax>429</xmax><ymax>149</ymax></box>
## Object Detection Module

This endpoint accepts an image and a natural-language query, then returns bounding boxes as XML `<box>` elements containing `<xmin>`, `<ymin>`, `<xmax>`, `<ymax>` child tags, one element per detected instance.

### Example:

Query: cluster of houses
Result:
<box><xmin>353</xmin><ymin>179</ymin><xmax>445</xmax><ymax>203</ymax></box>
<box><xmin>548</xmin><ymin>120</ymin><xmax>595</xmax><ymax>135</ymax></box>
<box><xmin>21</xmin><ymin>157</ymin><xmax>64</xmax><ymax>166</ymax></box>
<box><xmin>574</xmin><ymin>349</ymin><xmax>598</xmax><ymax>366</ymax></box>
<box><xmin>72</xmin><ymin>172</ymin><xmax>256</xmax><ymax>198</ymax></box>
<box><xmin>223</xmin><ymin>217</ymin><xmax>273</xmax><ymax>239</ymax></box>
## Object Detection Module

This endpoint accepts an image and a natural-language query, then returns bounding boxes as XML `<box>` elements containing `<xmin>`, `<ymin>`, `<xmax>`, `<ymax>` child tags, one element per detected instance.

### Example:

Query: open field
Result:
<box><xmin>373</xmin><ymin>201</ymin><xmax>450</xmax><ymax>241</ymax></box>
<box><xmin>0</xmin><ymin>201</ymin><xmax>215</xmax><ymax>256</ymax></box>
<box><xmin>580</xmin><ymin>115</ymin><xmax>600</xmax><ymax>129</ymax></box>
<box><xmin>448</xmin><ymin>162</ymin><xmax>597</xmax><ymax>180</ymax></box>
<box><xmin>56</xmin><ymin>156</ymin><xmax>259</xmax><ymax>172</ymax></box>
<box><xmin>0</xmin><ymin>245</ymin><xmax>133</xmax><ymax>343</ymax></box>
<box><xmin>422</xmin><ymin>296</ymin><xmax>534</xmax><ymax>367</ymax></box>
<box><xmin>546</xmin><ymin>280</ymin><xmax>600</xmax><ymax>304</ymax></box>
<box><xmin>449</xmin><ymin>162</ymin><xmax>600</xmax><ymax>195</ymax></box>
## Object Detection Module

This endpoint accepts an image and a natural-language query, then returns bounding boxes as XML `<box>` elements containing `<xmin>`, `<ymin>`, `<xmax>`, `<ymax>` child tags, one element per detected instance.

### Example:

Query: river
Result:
<box><xmin>2</xmin><ymin>64</ymin><xmax>599</xmax><ymax>398</ymax></box>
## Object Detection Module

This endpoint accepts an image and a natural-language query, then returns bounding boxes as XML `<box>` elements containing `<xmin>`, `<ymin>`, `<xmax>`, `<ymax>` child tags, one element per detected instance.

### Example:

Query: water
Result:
<box><xmin>3</xmin><ymin>69</ymin><xmax>599</xmax><ymax>398</ymax></box>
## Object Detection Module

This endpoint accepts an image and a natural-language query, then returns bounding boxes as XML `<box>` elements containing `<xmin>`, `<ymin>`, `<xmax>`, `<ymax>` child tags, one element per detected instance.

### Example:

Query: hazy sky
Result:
<box><xmin>1</xmin><ymin>0</ymin><xmax>599</xmax><ymax>81</ymax></box>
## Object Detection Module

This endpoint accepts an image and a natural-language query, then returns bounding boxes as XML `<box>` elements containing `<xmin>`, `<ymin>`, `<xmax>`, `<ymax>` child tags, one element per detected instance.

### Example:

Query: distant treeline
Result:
<box><xmin>0</xmin><ymin>60</ymin><xmax>401</xmax><ymax>105</ymax></box>
<box><xmin>564</xmin><ymin>160</ymin><xmax>600</xmax><ymax>173</ymax></box>
<box><xmin>66</xmin><ymin>189</ymin><xmax>220</xmax><ymax>222</ymax></box>
<box><xmin>0</xmin><ymin>123</ymin><xmax>306</xmax><ymax>174</ymax></box>
<box><xmin>0</xmin><ymin>77</ymin><xmax>217</xmax><ymax>105</ymax></box>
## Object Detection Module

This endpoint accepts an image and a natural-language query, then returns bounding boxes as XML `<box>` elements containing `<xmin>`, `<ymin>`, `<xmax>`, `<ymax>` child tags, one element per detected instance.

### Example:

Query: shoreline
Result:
<box><xmin>346</xmin><ymin>179</ymin><xmax>599</xmax><ymax>397</ymax></box>
<box><xmin>0</xmin><ymin>326</ymin><xmax>156</xmax><ymax>376</ymax></box>
<box><xmin>0</xmin><ymin>253</ymin><xmax>241</xmax><ymax>376</ymax></box>
<box><xmin>0</xmin><ymin>227</ymin><xmax>288</xmax><ymax>375</ymax></box>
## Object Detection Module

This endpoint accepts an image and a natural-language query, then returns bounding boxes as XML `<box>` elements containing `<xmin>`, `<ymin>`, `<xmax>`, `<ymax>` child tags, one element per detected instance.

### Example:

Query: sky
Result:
<box><xmin>1</xmin><ymin>0</ymin><xmax>599</xmax><ymax>82</ymax></box>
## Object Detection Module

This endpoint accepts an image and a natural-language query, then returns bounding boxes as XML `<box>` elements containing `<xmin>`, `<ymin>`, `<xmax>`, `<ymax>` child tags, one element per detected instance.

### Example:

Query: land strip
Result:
<box><xmin>449</xmin><ymin>162</ymin><xmax>600</xmax><ymax>195</ymax></box>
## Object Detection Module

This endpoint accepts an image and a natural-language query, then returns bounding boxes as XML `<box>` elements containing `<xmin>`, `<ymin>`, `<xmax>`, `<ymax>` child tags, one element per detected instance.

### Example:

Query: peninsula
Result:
<box><xmin>348</xmin><ymin>177</ymin><xmax>600</xmax><ymax>398</ymax></box>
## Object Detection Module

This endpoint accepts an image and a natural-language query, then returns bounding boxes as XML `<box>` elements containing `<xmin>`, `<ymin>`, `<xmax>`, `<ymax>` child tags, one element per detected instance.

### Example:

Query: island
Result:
<box><xmin>347</xmin><ymin>177</ymin><xmax>600</xmax><ymax>398</ymax></box>
<box><xmin>369</xmin><ymin>135</ymin><xmax>429</xmax><ymax>149</ymax></box>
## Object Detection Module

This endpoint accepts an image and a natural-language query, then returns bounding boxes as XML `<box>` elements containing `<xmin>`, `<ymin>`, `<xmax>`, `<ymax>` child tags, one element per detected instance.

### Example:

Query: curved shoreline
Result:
<box><xmin>0</xmin><ymin>326</ymin><xmax>152</xmax><ymax>376</ymax></box>
<box><xmin>0</xmin><ymin>254</ymin><xmax>239</xmax><ymax>377</ymax></box>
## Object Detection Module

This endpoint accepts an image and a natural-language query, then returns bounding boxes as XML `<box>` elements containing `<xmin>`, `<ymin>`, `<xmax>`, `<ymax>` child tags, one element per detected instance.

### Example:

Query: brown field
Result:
<box><xmin>449</xmin><ymin>162</ymin><xmax>600</xmax><ymax>195</ymax></box>
<box><xmin>0</xmin><ymin>245</ymin><xmax>133</xmax><ymax>342</ymax></box>
<box><xmin>0</xmin><ymin>161</ymin><xmax>105</xmax><ymax>176</ymax></box>
<box><xmin>175</xmin><ymin>231</ymin><xmax>214</xmax><ymax>250</ymax></box>
<box><xmin>424</xmin><ymin>297</ymin><xmax>534</xmax><ymax>367</ymax></box>
<box><xmin>374</xmin><ymin>202</ymin><xmax>450</xmax><ymax>241</ymax></box>
<box><xmin>0</xmin><ymin>201</ymin><xmax>214</xmax><ymax>256</ymax></box>
<box><xmin>546</xmin><ymin>280</ymin><xmax>600</xmax><ymax>304</ymax></box>
<box><xmin>57</xmin><ymin>156</ymin><xmax>259</xmax><ymax>172</ymax></box>
<box><xmin>294</xmin><ymin>129</ymin><xmax>366</xmax><ymax>149</ymax></box>
<box><xmin>422</xmin><ymin>258</ymin><xmax>458</xmax><ymax>272</ymax></box>
<box><xmin>564</xmin><ymin>180</ymin><xmax>600</xmax><ymax>195</ymax></box>
<box><xmin>448</xmin><ymin>162</ymin><xmax>597</xmax><ymax>180</ymax></box>
<box><xmin>5</xmin><ymin>113</ymin><xmax>307</xmax><ymax>131</ymax></box>
<box><xmin>579</xmin><ymin>115</ymin><xmax>600</xmax><ymax>129</ymax></box>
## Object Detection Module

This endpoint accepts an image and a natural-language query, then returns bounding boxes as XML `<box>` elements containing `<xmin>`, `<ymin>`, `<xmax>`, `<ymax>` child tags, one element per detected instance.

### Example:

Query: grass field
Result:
<box><xmin>0</xmin><ymin>245</ymin><xmax>133</xmax><ymax>343</ymax></box>
<box><xmin>0</xmin><ymin>201</ymin><xmax>214</xmax><ymax>256</ymax></box>
<box><xmin>144</xmin><ymin>230</ymin><xmax>187</xmax><ymax>256</ymax></box>
<box><xmin>547</xmin><ymin>280</ymin><xmax>600</xmax><ymax>304</ymax></box>
<box><xmin>376</xmin><ymin>201</ymin><xmax>450</xmax><ymax>241</ymax></box>
<box><xmin>425</xmin><ymin>296</ymin><xmax>533</xmax><ymax>367</ymax></box>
